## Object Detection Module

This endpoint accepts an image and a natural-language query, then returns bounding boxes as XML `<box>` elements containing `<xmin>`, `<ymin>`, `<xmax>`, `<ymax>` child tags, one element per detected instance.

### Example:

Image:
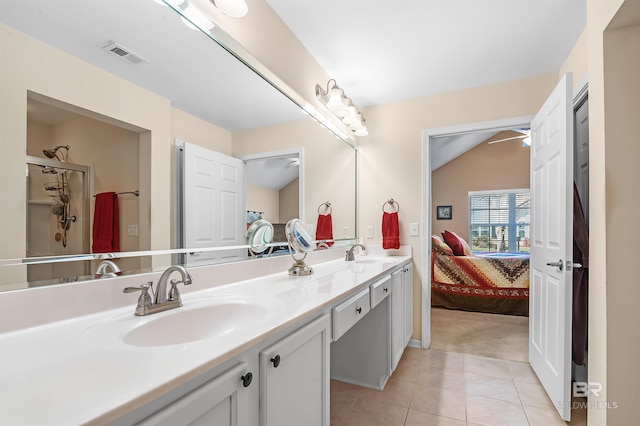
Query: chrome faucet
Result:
<box><xmin>123</xmin><ymin>265</ymin><xmax>193</xmax><ymax>316</ymax></box>
<box><xmin>345</xmin><ymin>244</ymin><xmax>366</xmax><ymax>261</ymax></box>
<box><xmin>95</xmin><ymin>260</ymin><xmax>121</xmax><ymax>278</ymax></box>
<box><xmin>155</xmin><ymin>265</ymin><xmax>193</xmax><ymax>304</ymax></box>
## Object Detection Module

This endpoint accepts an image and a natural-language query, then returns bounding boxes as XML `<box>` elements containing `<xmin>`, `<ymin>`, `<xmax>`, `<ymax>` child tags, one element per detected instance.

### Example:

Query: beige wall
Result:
<box><xmin>246</xmin><ymin>184</ymin><xmax>279</xmax><ymax>224</ymax></box>
<box><xmin>586</xmin><ymin>1</ymin><xmax>640</xmax><ymax>423</ymax></box>
<box><xmin>171</xmin><ymin>107</ymin><xmax>232</xmax><ymax>155</ymax></box>
<box><xmin>560</xmin><ymin>28</ymin><xmax>589</xmax><ymax>91</ymax></box>
<box><xmin>280</xmin><ymin>178</ymin><xmax>300</xmax><ymax>223</ymax></box>
<box><xmin>431</xmin><ymin>131</ymin><xmax>531</xmax><ymax>241</ymax></box>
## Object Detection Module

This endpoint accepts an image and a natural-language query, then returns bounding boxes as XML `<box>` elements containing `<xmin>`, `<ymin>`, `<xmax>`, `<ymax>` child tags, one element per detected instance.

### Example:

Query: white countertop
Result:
<box><xmin>0</xmin><ymin>255</ymin><xmax>410</xmax><ymax>425</ymax></box>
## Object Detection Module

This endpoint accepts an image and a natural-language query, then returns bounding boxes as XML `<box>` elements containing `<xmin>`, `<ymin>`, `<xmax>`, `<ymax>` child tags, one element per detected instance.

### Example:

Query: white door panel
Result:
<box><xmin>180</xmin><ymin>141</ymin><xmax>246</xmax><ymax>265</ymax></box>
<box><xmin>529</xmin><ymin>73</ymin><xmax>573</xmax><ymax>421</ymax></box>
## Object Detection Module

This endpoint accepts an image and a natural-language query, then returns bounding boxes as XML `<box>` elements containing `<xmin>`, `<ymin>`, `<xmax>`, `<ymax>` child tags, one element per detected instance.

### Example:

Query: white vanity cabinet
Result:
<box><xmin>331</xmin><ymin>275</ymin><xmax>393</xmax><ymax>390</ymax></box>
<box><xmin>138</xmin><ymin>362</ymin><xmax>257</xmax><ymax>426</ymax></box>
<box><xmin>391</xmin><ymin>262</ymin><xmax>413</xmax><ymax>370</ymax></box>
<box><xmin>259</xmin><ymin>314</ymin><xmax>331</xmax><ymax>426</ymax></box>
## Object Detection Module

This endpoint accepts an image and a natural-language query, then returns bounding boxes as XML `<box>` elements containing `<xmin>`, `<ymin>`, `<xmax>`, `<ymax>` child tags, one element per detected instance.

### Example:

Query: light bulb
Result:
<box><xmin>211</xmin><ymin>0</ymin><xmax>248</xmax><ymax>17</ymax></box>
<box><xmin>342</xmin><ymin>107</ymin><xmax>358</xmax><ymax>125</ymax></box>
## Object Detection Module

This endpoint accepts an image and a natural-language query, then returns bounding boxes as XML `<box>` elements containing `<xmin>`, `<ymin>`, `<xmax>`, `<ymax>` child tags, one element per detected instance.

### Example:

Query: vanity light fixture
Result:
<box><xmin>210</xmin><ymin>0</ymin><xmax>248</xmax><ymax>17</ymax></box>
<box><xmin>316</xmin><ymin>79</ymin><xmax>368</xmax><ymax>137</ymax></box>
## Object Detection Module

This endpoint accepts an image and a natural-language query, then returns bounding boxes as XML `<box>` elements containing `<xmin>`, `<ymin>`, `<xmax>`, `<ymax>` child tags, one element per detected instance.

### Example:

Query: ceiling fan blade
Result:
<box><xmin>488</xmin><ymin>135</ymin><xmax>526</xmax><ymax>144</ymax></box>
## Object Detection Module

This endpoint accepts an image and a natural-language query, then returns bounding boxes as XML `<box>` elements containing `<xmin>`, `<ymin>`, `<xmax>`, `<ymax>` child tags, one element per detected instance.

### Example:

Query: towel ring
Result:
<box><xmin>318</xmin><ymin>201</ymin><xmax>332</xmax><ymax>215</ymax></box>
<box><xmin>382</xmin><ymin>198</ymin><xmax>400</xmax><ymax>213</ymax></box>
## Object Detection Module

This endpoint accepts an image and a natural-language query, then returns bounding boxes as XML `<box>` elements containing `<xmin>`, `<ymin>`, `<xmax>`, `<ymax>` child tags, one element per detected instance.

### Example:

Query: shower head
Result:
<box><xmin>43</xmin><ymin>145</ymin><xmax>70</xmax><ymax>161</ymax></box>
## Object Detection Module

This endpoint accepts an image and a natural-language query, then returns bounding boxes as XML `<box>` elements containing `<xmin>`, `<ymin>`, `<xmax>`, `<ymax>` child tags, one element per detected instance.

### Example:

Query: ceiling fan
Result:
<box><xmin>488</xmin><ymin>128</ymin><xmax>531</xmax><ymax>146</ymax></box>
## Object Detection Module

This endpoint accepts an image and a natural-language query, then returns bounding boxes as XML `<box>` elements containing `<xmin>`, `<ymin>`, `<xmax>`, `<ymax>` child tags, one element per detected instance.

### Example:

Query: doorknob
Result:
<box><xmin>546</xmin><ymin>259</ymin><xmax>563</xmax><ymax>271</ymax></box>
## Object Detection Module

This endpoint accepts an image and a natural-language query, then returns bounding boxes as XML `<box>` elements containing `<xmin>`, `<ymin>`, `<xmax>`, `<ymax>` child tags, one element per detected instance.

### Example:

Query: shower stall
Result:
<box><xmin>26</xmin><ymin>155</ymin><xmax>90</xmax><ymax>283</ymax></box>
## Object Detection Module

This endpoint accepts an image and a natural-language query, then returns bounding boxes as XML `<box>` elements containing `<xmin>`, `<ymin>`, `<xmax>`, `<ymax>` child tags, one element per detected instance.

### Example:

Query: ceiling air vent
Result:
<box><xmin>102</xmin><ymin>42</ymin><xmax>148</xmax><ymax>65</ymax></box>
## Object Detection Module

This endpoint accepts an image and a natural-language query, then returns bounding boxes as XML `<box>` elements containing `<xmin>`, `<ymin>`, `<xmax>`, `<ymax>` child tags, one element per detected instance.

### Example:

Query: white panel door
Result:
<box><xmin>182</xmin><ymin>141</ymin><xmax>246</xmax><ymax>265</ymax></box>
<box><xmin>529</xmin><ymin>73</ymin><xmax>573</xmax><ymax>421</ymax></box>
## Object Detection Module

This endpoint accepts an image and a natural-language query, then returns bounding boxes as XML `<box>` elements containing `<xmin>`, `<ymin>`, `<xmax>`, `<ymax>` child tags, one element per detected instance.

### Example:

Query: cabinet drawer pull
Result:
<box><xmin>241</xmin><ymin>372</ymin><xmax>253</xmax><ymax>388</ymax></box>
<box><xmin>356</xmin><ymin>307</ymin><xmax>362</xmax><ymax>314</ymax></box>
<box><xmin>271</xmin><ymin>355</ymin><xmax>281</xmax><ymax>368</ymax></box>
<box><xmin>383</xmin><ymin>287</ymin><xmax>388</xmax><ymax>293</ymax></box>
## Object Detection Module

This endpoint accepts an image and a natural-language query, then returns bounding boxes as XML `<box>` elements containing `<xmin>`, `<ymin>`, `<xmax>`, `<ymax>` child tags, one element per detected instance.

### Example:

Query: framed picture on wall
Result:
<box><xmin>436</xmin><ymin>205</ymin><xmax>452</xmax><ymax>220</ymax></box>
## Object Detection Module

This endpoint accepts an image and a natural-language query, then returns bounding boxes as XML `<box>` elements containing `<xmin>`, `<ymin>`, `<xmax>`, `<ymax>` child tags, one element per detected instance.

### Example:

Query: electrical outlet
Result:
<box><xmin>367</xmin><ymin>226</ymin><xmax>374</xmax><ymax>239</ymax></box>
<box><xmin>409</xmin><ymin>223</ymin><xmax>419</xmax><ymax>237</ymax></box>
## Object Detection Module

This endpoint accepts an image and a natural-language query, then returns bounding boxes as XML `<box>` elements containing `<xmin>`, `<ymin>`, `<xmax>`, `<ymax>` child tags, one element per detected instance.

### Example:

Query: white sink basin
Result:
<box><xmin>122</xmin><ymin>297</ymin><xmax>283</xmax><ymax>347</ymax></box>
<box><xmin>124</xmin><ymin>303</ymin><xmax>260</xmax><ymax>346</ymax></box>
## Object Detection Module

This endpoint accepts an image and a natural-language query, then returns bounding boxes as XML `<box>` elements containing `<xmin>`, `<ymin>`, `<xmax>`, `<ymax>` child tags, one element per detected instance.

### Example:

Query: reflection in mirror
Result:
<box><xmin>247</xmin><ymin>219</ymin><xmax>275</xmax><ymax>256</ymax></box>
<box><xmin>0</xmin><ymin>0</ymin><xmax>357</xmax><ymax>291</ymax></box>
<box><xmin>243</xmin><ymin>148</ymin><xmax>302</xmax><ymax>241</ymax></box>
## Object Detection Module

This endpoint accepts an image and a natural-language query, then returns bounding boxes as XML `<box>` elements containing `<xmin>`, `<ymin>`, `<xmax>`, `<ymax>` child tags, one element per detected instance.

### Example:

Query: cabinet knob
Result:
<box><xmin>271</xmin><ymin>355</ymin><xmax>281</xmax><ymax>368</ymax></box>
<box><xmin>383</xmin><ymin>287</ymin><xmax>388</xmax><ymax>293</ymax></box>
<box><xmin>241</xmin><ymin>372</ymin><xmax>253</xmax><ymax>388</ymax></box>
<box><xmin>356</xmin><ymin>307</ymin><xmax>362</xmax><ymax>314</ymax></box>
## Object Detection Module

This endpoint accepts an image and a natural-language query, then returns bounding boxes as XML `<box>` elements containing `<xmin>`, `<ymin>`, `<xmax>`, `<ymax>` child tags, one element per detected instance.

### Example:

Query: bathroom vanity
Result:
<box><xmin>0</xmin><ymin>249</ymin><xmax>413</xmax><ymax>425</ymax></box>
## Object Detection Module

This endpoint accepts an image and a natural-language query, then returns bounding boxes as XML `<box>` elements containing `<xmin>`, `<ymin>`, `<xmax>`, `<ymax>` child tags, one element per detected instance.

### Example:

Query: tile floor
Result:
<box><xmin>330</xmin><ymin>348</ymin><xmax>587</xmax><ymax>425</ymax></box>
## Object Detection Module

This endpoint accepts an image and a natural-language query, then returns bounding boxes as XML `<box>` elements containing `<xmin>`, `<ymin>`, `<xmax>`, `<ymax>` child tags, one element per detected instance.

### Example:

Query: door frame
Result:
<box><xmin>420</xmin><ymin>79</ymin><xmax>589</xmax><ymax>349</ymax></box>
<box><xmin>420</xmin><ymin>116</ymin><xmax>533</xmax><ymax>348</ymax></box>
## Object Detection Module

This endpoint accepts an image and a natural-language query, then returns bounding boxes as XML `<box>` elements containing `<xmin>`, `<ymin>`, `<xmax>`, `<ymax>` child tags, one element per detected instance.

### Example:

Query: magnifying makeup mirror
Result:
<box><xmin>247</xmin><ymin>219</ymin><xmax>274</xmax><ymax>256</ymax></box>
<box><xmin>285</xmin><ymin>218</ymin><xmax>314</xmax><ymax>276</ymax></box>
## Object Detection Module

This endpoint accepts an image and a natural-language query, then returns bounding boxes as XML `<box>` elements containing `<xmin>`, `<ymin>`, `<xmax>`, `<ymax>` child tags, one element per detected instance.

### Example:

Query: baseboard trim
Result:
<box><xmin>408</xmin><ymin>339</ymin><xmax>423</xmax><ymax>349</ymax></box>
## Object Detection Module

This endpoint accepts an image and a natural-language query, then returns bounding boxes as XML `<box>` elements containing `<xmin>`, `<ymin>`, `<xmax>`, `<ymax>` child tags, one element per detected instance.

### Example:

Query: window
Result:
<box><xmin>468</xmin><ymin>190</ymin><xmax>530</xmax><ymax>253</ymax></box>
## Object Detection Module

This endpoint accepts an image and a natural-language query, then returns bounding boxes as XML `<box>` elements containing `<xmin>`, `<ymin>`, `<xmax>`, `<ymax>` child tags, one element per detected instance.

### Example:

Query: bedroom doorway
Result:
<box><xmin>421</xmin><ymin>115</ymin><xmax>534</xmax><ymax>348</ymax></box>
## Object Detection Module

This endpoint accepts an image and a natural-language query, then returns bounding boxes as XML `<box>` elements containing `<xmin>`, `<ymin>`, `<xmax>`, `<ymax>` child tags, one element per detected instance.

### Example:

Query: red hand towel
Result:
<box><xmin>92</xmin><ymin>192</ymin><xmax>120</xmax><ymax>253</ymax></box>
<box><xmin>316</xmin><ymin>213</ymin><xmax>334</xmax><ymax>247</ymax></box>
<box><xmin>382</xmin><ymin>212</ymin><xmax>400</xmax><ymax>249</ymax></box>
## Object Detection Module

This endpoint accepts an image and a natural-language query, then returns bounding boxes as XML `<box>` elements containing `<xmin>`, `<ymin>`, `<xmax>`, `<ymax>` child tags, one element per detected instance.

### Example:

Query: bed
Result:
<box><xmin>431</xmin><ymin>234</ymin><xmax>530</xmax><ymax>316</ymax></box>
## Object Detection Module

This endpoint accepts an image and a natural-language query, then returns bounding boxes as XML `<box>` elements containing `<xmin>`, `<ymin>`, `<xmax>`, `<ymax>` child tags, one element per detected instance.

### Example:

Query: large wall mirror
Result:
<box><xmin>0</xmin><ymin>0</ymin><xmax>357</xmax><ymax>291</ymax></box>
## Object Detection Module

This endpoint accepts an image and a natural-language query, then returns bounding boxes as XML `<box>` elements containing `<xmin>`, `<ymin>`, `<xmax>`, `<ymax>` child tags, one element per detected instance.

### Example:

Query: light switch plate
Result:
<box><xmin>367</xmin><ymin>226</ymin><xmax>374</xmax><ymax>239</ymax></box>
<box><xmin>127</xmin><ymin>224</ymin><xmax>139</xmax><ymax>237</ymax></box>
<box><xmin>409</xmin><ymin>223</ymin><xmax>419</xmax><ymax>237</ymax></box>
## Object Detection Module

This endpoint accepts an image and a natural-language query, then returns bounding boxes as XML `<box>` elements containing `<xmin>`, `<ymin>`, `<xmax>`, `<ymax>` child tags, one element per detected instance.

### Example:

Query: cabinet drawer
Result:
<box><xmin>332</xmin><ymin>288</ymin><xmax>370</xmax><ymax>340</ymax></box>
<box><xmin>370</xmin><ymin>275</ymin><xmax>391</xmax><ymax>308</ymax></box>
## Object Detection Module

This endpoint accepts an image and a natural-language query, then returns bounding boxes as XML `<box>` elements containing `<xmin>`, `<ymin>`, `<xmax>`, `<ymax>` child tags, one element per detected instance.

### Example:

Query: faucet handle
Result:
<box><xmin>168</xmin><ymin>279</ymin><xmax>183</xmax><ymax>303</ymax></box>
<box><xmin>123</xmin><ymin>281</ymin><xmax>154</xmax><ymax>311</ymax></box>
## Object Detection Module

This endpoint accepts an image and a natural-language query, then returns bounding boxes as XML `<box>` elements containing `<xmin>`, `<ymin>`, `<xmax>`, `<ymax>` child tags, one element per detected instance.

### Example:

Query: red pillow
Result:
<box><xmin>442</xmin><ymin>230</ymin><xmax>471</xmax><ymax>256</ymax></box>
<box><xmin>431</xmin><ymin>235</ymin><xmax>454</xmax><ymax>255</ymax></box>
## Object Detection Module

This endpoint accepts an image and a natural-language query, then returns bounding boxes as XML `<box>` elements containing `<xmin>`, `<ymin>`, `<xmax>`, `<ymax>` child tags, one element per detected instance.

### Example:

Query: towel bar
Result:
<box><xmin>92</xmin><ymin>190</ymin><xmax>139</xmax><ymax>197</ymax></box>
<box><xmin>318</xmin><ymin>201</ymin><xmax>332</xmax><ymax>214</ymax></box>
<box><xmin>382</xmin><ymin>198</ymin><xmax>400</xmax><ymax>212</ymax></box>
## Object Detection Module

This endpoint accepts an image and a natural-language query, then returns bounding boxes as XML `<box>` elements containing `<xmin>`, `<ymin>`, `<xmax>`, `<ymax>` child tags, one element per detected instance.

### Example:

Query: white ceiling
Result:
<box><xmin>265</xmin><ymin>0</ymin><xmax>586</xmax><ymax>108</ymax></box>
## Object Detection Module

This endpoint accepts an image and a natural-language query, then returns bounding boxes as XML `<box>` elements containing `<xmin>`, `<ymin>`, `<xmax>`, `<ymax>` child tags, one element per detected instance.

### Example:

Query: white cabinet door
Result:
<box><xmin>260</xmin><ymin>315</ymin><xmax>330</xmax><ymax>426</ymax></box>
<box><xmin>139</xmin><ymin>363</ymin><xmax>256</xmax><ymax>426</ymax></box>
<box><xmin>402</xmin><ymin>263</ymin><xmax>414</xmax><ymax>348</ymax></box>
<box><xmin>391</xmin><ymin>269</ymin><xmax>404</xmax><ymax>371</ymax></box>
